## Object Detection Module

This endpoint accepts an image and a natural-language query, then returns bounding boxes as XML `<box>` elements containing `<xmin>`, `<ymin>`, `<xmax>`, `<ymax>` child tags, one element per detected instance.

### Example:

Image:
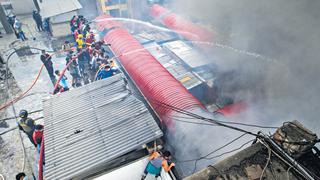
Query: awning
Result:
<box><xmin>39</xmin><ymin>0</ymin><xmax>82</xmax><ymax>18</ymax></box>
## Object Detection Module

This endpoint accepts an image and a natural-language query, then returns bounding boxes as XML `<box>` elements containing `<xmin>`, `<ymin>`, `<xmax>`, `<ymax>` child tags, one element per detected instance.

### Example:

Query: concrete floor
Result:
<box><xmin>0</xmin><ymin>14</ymin><xmax>71</xmax><ymax>179</ymax></box>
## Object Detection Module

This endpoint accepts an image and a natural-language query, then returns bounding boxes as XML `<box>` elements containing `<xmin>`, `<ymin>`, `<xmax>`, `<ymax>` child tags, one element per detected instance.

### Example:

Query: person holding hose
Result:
<box><xmin>141</xmin><ymin>150</ymin><xmax>175</xmax><ymax>179</ymax></box>
<box><xmin>40</xmin><ymin>50</ymin><xmax>56</xmax><ymax>86</ymax></box>
<box><xmin>18</xmin><ymin>110</ymin><xmax>36</xmax><ymax>147</ymax></box>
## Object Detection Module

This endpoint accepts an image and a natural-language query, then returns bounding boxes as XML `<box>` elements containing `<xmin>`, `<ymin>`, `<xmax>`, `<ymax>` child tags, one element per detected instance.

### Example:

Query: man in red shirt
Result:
<box><xmin>33</xmin><ymin>124</ymin><xmax>44</xmax><ymax>153</ymax></box>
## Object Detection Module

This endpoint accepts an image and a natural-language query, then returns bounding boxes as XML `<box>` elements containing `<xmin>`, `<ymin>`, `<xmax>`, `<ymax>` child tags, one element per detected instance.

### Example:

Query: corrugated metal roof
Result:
<box><xmin>43</xmin><ymin>74</ymin><xmax>163</xmax><ymax>180</ymax></box>
<box><xmin>143</xmin><ymin>42</ymin><xmax>203</xmax><ymax>90</ymax></box>
<box><xmin>134</xmin><ymin>31</ymin><xmax>177</xmax><ymax>45</ymax></box>
<box><xmin>39</xmin><ymin>0</ymin><xmax>82</xmax><ymax>18</ymax></box>
<box><xmin>162</xmin><ymin>40</ymin><xmax>209</xmax><ymax>68</ymax></box>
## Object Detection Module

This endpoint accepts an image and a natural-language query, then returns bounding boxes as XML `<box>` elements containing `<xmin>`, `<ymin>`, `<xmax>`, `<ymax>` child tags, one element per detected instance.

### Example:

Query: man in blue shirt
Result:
<box><xmin>96</xmin><ymin>65</ymin><xmax>116</xmax><ymax>80</ymax></box>
<box><xmin>55</xmin><ymin>70</ymin><xmax>69</xmax><ymax>92</ymax></box>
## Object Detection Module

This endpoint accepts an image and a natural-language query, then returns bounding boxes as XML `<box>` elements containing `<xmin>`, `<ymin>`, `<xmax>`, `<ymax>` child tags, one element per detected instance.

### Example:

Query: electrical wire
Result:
<box><xmin>287</xmin><ymin>166</ymin><xmax>293</xmax><ymax>180</ymax></box>
<box><xmin>0</xmin><ymin>117</ymin><xmax>44</xmax><ymax>136</ymax></box>
<box><xmin>171</xmin><ymin>114</ymin><xmax>278</xmax><ymax>129</ymax></box>
<box><xmin>0</xmin><ymin>109</ymin><xmax>43</xmax><ymax>122</ymax></box>
<box><xmin>0</xmin><ymin>46</ymin><xmax>74</xmax><ymax>111</ymax></box>
<box><xmin>193</xmin><ymin>139</ymin><xmax>254</xmax><ymax>174</ymax></box>
<box><xmin>178</xmin><ymin>133</ymin><xmax>248</xmax><ymax>163</ymax></box>
<box><xmin>0</xmin><ymin>47</ymin><xmax>56</xmax><ymax>112</ymax></box>
<box><xmin>171</xmin><ymin>117</ymin><xmax>218</xmax><ymax>126</ymax></box>
<box><xmin>4</xmin><ymin>50</ymin><xmax>27</xmax><ymax>172</ymax></box>
<box><xmin>2</xmin><ymin>41</ymin><xmax>317</xmax><ymax>177</ymax></box>
<box><xmin>204</xmin><ymin>139</ymin><xmax>254</xmax><ymax>160</ymax></box>
<box><xmin>175</xmin><ymin>132</ymin><xmax>251</xmax><ymax>174</ymax></box>
<box><xmin>260</xmin><ymin>143</ymin><xmax>272</xmax><ymax>180</ymax></box>
<box><xmin>146</xmin><ymin>97</ymin><xmax>320</xmax><ymax>146</ymax></box>
<box><xmin>1</xmin><ymin>45</ymin><xmax>58</xmax><ymax>175</ymax></box>
<box><xmin>258</xmin><ymin>138</ymin><xmax>320</xmax><ymax>180</ymax></box>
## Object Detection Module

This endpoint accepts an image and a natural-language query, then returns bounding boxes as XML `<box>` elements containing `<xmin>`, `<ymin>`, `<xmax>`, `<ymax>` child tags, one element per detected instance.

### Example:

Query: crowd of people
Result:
<box><xmin>39</xmin><ymin>15</ymin><xmax>119</xmax><ymax>94</ymax></box>
<box><xmin>13</xmin><ymin>14</ymin><xmax>175</xmax><ymax>180</ymax></box>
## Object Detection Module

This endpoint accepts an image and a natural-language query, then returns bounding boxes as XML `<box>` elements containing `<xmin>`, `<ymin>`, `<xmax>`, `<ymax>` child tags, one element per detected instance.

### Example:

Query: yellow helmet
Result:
<box><xmin>78</xmin><ymin>34</ymin><xmax>83</xmax><ymax>39</ymax></box>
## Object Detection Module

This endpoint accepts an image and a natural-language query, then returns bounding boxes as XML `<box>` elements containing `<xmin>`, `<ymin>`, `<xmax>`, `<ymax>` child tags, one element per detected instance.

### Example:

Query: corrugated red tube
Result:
<box><xmin>103</xmin><ymin>27</ymin><xmax>204</xmax><ymax>127</ymax></box>
<box><xmin>38</xmin><ymin>135</ymin><xmax>44</xmax><ymax>180</ymax></box>
<box><xmin>150</xmin><ymin>4</ymin><xmax>214</xmax><ymax>42</ymax></box>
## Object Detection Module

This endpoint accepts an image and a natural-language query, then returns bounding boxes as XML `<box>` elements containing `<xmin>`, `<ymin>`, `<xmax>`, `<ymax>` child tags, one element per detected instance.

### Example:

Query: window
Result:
<box><xmin>105</xmin><ymin>0</ymin><xmax>120</xmax><ymax>6</ymax></box>
<box><xmin>121</xmin><ymin>10</ymin><xmax>128</xmax><ymax>18</ymax></box>
<box><xmin>105</xmin><ymin>0</ymin><xmax>127</xmax><ymax>6</ymax></box>
<box><xmin>109</xmin><ymin>9</ymin><xmax>120</xmax><ymax>17</ymax></box>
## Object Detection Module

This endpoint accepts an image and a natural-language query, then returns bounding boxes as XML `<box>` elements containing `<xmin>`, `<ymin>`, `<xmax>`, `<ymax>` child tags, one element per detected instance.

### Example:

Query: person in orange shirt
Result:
<box><xmin>141</xmin><ymin>150</ymin><xmax>175</xmax><ymax>179</ymax></box>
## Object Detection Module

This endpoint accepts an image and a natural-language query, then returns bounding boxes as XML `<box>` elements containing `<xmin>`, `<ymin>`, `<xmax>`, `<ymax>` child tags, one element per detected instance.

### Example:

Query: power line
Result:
<box><xmin>260</xmin><ymin>143</ymin><xmax>272</xmax><ymax>180</ymax></box>
<box><xmin>178</xmin><ymin>133</ymin><xmax>248</xmax><ymax>163</ymax></box>
<box><xmin>179</xmin><ymin>138</ymin><xmax>254</xmax><ymax>174</ymax></box>
<box><xmin>204</xmin><ymin>139</ymin><xmax>254</xmax><ymax>160</ymax></box>
<box><xmin>171</xmin><ymin>117</ymin><xmax>218</xmax><ymax>126</ymax></box>
<box><xmin>0</xmin><ymin>109</ymin><xmax>43</xmax><ymax>122</ymax></box>
<box><xmin>148</xmin><ymin>98</ymin><xmax>320</xmax><ymax>146</ymax></box>
<box><xmin>2</xmin><ymin>45</ymin><xmax>53</xmax><ymax>175</ymax></box>
<box><xmin>171</xmin><ymin>114</ymin><xmax>278</xmax><ymax>129</ymax></box>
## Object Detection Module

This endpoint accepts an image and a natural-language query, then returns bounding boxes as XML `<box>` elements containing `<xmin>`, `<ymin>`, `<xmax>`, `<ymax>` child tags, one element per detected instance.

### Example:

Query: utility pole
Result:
<box><xmin>0</xmin><ymin>4</ymin><xmax>13</xmax><ymax>34</ymax></box>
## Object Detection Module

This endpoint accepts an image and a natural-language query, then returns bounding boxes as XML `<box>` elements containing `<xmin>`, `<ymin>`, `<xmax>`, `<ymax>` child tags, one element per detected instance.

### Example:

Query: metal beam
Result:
<box><xmin>0</xmin><ymin>5</ymin><xmax>13</xmax><ymax>34</ymax></box>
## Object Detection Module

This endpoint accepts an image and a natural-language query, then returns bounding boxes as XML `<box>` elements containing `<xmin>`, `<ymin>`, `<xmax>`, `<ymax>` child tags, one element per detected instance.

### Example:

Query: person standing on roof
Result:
<box><xmin>40</xmin><ymin>50</ymin><xmax>56</xmax><ymax>85</ymax></box>
<box><xmin>76</xmin><ymin>34</ymin><xmax>84</xmax><ymax>49</ymax></box>
<box><xmin>43</xmin><ymin>17</ymin><xmax>52</xmax><ymax>36</ymax></box>
<box><xmin>62</xmin><ymin>41</ymin><xmax>72</xmax><ymax>52</ymax></box>
<box><xmin>18</xmin><ymin>110</ymin><xmax>36</xmax><ymax>147</ymax></box>
<box><xmin>14</xmin><ymin>18</ymin><xmax>26</xmax><ymax>41</ymax></box>
<box><xmin>7</xmin><ymin>15</ymin><xmax>19</xmax><ymax>39</ymax></box>
<box><xmin>95</xmin><ymin>65</ymin><xmax>116</xmax><ymax>81</ymax></box>
<box><xmin>33</xmin><ymin>124</ymin><xmax>44</xmax><ymax>153</ymax></box>
<box><xmin>32</xmin><ymin>10</ymin><xmax>43</xmax><ymax>31</ymax></box>
<box><xmin>55</xmin><ymin>70</ymin><xmax>69</xmax><ymax>92</ymax></box>
<box><xmin>66</xmin><ymin>51</ymin><xmax>81</xmax><ymax>87</ymax></box>
<box><xmin>77</xmin><ymin>45</ymin><xmax>91</xmax><ymax>84</ymax></box>
<box><xmin>85</xmin><ymin>31</ymin><xmax>95</xmax><ymax>46</ymax></box>
<box><xmin>141</xmin><ymin>150</ymin><xmax>175</xmax><ymax>180</ymax></box>
<box><xmin>90</xmin><ymin>51</ymin><xmax>99</xmax><ymax>81</ymax></box>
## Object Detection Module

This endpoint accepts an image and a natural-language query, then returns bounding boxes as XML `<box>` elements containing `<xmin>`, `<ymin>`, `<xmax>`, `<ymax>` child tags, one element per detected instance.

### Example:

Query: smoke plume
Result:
<box><xmin>164</xmin><ymin>0</ymin><xmax>320</xmax><ymax>177</ymax></box>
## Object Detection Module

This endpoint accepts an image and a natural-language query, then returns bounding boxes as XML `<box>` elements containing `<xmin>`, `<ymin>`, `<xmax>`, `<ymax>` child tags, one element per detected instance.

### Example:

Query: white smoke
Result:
<box><xmin>163</xmin><ymin>0</ymin><xmax>320</xmax><ymax>177</ymax></box>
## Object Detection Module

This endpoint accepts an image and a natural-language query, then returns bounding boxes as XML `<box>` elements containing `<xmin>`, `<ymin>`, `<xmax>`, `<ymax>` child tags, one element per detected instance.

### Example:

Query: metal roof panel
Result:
<box><xmin>43</xmin><ymin>74</ymin><xmax>163</xmax><ymax>180</ymax></box>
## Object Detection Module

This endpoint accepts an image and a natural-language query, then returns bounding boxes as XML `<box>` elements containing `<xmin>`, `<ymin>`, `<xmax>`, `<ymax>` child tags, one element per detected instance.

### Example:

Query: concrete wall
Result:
<box><xmin>11</xmin><ymin>0</ymin><xmax>36</xmax><ymax>15</ymax></box>
<box><xmin>51</xmin><ymin>11</ymin><xmax>78</xmax><ymax>24</ymax></box>
<box><xmin>77</xmin><ymin>0</ymin><xmax>98</xmax><ymax>20</ymax></box>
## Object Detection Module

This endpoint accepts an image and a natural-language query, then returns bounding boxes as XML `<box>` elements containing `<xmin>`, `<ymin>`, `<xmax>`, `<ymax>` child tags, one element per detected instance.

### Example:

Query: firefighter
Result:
<box><xmin>141</xmin><ymin>150</ymin><xmax>175</xmax><ymax>179</ymax></box>
<box><xmin>18</xmin><ymin>110</ymin><xmax>36</xmax><ymax>147</ymax></box>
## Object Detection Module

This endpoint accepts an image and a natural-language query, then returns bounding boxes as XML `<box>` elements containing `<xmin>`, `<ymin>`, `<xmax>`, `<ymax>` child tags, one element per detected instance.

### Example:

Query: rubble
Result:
<box><xmin>184</xmin><ymin>120</ymin><xmax>320</xmax><ymax>180</ymax></box>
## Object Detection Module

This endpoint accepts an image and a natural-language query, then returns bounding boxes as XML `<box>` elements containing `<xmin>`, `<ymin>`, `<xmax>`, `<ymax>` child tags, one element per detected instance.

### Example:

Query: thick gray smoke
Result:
<box><xmin>164</xmin><ymin>0</ymin><xmax>320</xmax><ymax>177</ymax></box>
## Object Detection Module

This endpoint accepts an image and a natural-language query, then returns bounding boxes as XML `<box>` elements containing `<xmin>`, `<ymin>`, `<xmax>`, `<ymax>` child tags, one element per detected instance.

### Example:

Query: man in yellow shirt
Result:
<box><xmin>76</xmin><ymin>34</ymin><xmax>84</xmax><ymax>49</ymax></box>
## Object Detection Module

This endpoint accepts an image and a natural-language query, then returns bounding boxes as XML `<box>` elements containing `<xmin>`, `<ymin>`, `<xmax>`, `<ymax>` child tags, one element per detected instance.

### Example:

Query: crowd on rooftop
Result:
<box><xmin>39</xmin><ymin>15</ymin><xmax>119</xmax><ymax>94</ymax></box>
<box><xmin>12</xmin><ymin>13</ymin><xmax>175</xmax><ymax>180</ymax></box>
<box><xmin>13</xmin><ymin>14</ymin><xmax>121</xmax><ymax>179</ymax></box>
